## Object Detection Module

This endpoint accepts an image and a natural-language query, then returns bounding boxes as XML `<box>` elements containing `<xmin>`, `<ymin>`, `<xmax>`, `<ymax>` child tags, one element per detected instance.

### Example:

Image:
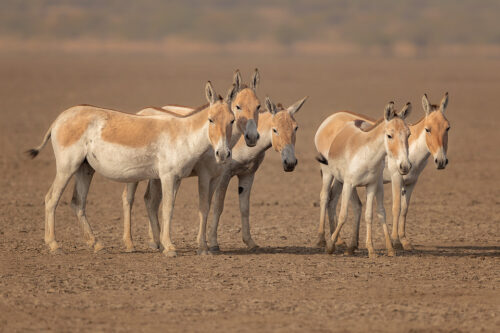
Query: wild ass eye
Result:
<box><xmin>236</xmin><ymin>105</ymin><xmax>241</xmax><ymax>110</ymax></box>
<box><xmin>387</xmin><ymin>134</ymin><xmax>393</xmax><ymax>139</ymax></box>
<box><xmin>208</xmin><ymin>118</ymin><xmax>214</xmax><ymax>124</ymax></box>
<box><xmin>294</xmin><ymin>126</ymin><xmax>299</xmax><ymax>132</ymax></box>
<box><xmin>425</xmin><ymin>128</ymin><xmax>431</xmax><ymax>133</ymax></box>
<box><xmin>230</xmin><ymin>119</ymin><xmax>235</xmax><ymax>124</ymax></box>
<box><xmin>446</xmin><ymin>127</ymin><xmax>450</xmax><ymax>131</ymax></box>
<box><xmin>256</xmin><ymin>105</ymin><xmax>261</xmax><ymax>111</ymax></box>
<box><xmin>272</xmin><ymin>128</ymin><xmax>278</xmax><ymax>135</ymax></box>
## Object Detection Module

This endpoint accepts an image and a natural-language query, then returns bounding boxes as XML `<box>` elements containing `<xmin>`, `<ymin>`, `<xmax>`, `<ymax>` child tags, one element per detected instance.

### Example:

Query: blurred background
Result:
<box><xmin>1</xmin><ymin>0</ymin><xmax>500</xmax><ymax>57</ymax></box>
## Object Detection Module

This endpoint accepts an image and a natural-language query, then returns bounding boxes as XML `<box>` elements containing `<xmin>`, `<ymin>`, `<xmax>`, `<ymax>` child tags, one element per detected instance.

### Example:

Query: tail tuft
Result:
<box><xmin>26</xmin><ymin>149</ymin><xmax>39</xmax><ymax>159</ymax></box>
<box><xmin>315</xmin><ymin>154</ymin><xmax>328</xmax><ymax>165</ymax></box>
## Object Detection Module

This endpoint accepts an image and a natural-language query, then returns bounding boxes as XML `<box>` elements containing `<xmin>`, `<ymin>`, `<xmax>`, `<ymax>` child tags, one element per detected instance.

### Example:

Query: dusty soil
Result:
<box><xmin>0</xmin><ymin>52</ymin><xmax>499</xmax><ymax>332</ymax></box>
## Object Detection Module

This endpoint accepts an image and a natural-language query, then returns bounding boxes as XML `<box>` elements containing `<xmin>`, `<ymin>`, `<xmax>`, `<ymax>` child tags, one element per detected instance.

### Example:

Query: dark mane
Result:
<box><xmin>146</xmin><ymin>103</ymin><xmax>211</xmax><ymax>118</ymax></box>
<box><xmin>356</xmin><ymin>118</ymin><xmax>384</xmax><ymax>132</ymax></box>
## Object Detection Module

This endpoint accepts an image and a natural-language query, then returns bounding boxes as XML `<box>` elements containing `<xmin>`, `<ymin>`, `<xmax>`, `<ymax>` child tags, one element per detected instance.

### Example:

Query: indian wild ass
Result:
<box><xmin>314</xmin><ymin>102</ymin><xmax>412</xmax><ymax>258</ymax></box>
<box><xmin>120</xmin><ymin>70</ymin><xmax>262</xmax><ymax>254</ymax></box>
<box><xmin>316</xmin><ymin>93</ymin><xmax>450</xmax><ymax>252</ymax></box>
<box><xmin>28</xmin><ymin>82</ymin><xmax>236</xmax><ymax>257</ymax></box>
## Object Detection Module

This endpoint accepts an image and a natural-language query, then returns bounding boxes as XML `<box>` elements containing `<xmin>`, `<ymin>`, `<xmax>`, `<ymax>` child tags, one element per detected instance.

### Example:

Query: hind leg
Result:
<box><xmin>122</xmin><ymin>182</ymin><xmax>138</xmax><ymax>252</ymax></box>
<box><xmin>315</xmin><ymin>165</ymin><xmax>333</xmax><ymax>247</ymax></box>
<box><xmin>70</xmin><ymin>161</ymin><xmax>101</xmax><ymax>252</ymax></box>
<box><xmin>144</xmin><ymin>179</ymin><xmax>162</xmax><ymax>250</ymax></box>
<box><xmin>327</xmin><ymin>182</ymin><xmax>346</xmax><ymax>248</ymax></box>
<box><xmin>45</xmin><ymin>163</ymin><xmax>81</xmax><ymax>253</ymax></box>
<box><xmin>346</xmin><ymin>188</ymin><xmax>362</xmax><ymax>255</ymax></box>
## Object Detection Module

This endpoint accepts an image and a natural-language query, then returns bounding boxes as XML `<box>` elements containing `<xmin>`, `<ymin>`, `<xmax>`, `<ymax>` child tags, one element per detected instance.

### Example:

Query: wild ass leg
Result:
<box><xmin>375</xmin><ymin>180</ymin><xmax>395</xmax><ymax>257</ymax></box>
<box><xmin>196</xmin><ymin>172</ymin><xmax>218</xmax><ymax>255</ymax></box>
<box><xmin>160</xmin><ymin>176</ymin><xmax>181</xmax><ymax>257</ymax></box>
<box><xmin>327</xmin><ymin>181</ymin><xmax>346</xmax><ymax>248</ymax></box>
<box><xmin>70</xmin><ymin>161</ymin><xmax>102</xmax><ymax>252</ymax></box>
<box><xmin>208</xmin><ymin>172</ymin><xmax>231</xmax><ymax>253</ymax></box>
<box><xmin>238</xmin><ymin>173</ymin><xmax>258</xmax><ymax>250</ymax></box>
<box><xmin>399</xmin><ymin>182</ymin><xmax>416</xmax><ymax>250</ymax></box>
<box><xmin>326</xmin><ymin>180</ymin><xmax>352</xmax><ymax>254</ymax></box>
<box><xmin>390</xmin><ymin>174</ymin><xmax>403</xmax><ymax>249</ymax></box>
<box><xmin>316</xmin><ymin>165</ymin><xmax>333</xmax><ymax>247</ymax></box>
<box><xmin>365</xmin><ymin>183</ymin><xmax>377</xmax><ymax>258</ymax></box>
<box><xmin>122</xmin><ymin>182</ymin><xmax>138</xmax><ymax>252</ymax></box>
<box><xmin>346</xmin><ymin>188</ymin><xmax>362</xmax><ymax>255</ymax></box>
<box><xmin>144</xmin><ymin>179</ymin><xmax>162</xmax><ymax>250</ymax></box>
<box><xmin>45</xmin><ymin>163</ymin><xmax>81</xmax><ymax>253</ymax></box>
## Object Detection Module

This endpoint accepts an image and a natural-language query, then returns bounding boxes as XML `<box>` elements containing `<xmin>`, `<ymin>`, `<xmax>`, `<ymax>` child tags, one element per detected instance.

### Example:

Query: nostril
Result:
<box><xmin>245</xmin><ymin>134</ymin><xmax>250</xmax><ymax>141</ymax></box>
<box><xmin>216</xmin><ymin>151</ymin><xmax>219</xmax><ymax>157</ymax></box>
<box><xmin>227</xmin><ymin>151</ymin><xmax>231</xmax><ymax>158</ymax></box>
<box><xmin>446</xmin><ymin>158</ymin><xmax>449</xmax><ymax>165</ymax></box>
<box><xmin>435</xmin><ymin>158</ymin><xmax>438</xmax><ymax>164</ymax></box>
<box><xmin>256</xmin><ymin>133</ymin><xmax>260</xmax><ymax>140</ymax></box>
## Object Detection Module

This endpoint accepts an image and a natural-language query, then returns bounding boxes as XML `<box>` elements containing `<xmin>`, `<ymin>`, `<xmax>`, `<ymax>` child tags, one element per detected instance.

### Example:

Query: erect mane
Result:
<box><xmin>147</xmin><ymin>102</ymin><xmax>212</xmax><ymax>118</ymax></box>
<box><xmin>356</xmin><ymin>118</ymin><xmax>384</xmax><ymax>132</ymax></box>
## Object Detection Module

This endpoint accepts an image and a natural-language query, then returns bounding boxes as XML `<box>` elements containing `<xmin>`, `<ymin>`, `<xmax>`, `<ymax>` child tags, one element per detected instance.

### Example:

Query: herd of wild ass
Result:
<box><xmin>28</xmin><ymin>69</ymin><xmax>450</xmax><ymax>258</ymax></box>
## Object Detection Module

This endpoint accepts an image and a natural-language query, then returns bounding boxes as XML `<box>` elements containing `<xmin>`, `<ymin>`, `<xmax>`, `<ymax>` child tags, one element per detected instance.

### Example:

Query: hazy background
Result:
<box><xmin>1</xmin><ymin>0</ymin><xmax>499</xmax><ymax>57</ymax></box>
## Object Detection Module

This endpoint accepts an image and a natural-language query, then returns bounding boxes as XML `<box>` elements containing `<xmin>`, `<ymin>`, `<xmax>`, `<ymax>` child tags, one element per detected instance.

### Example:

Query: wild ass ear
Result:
<box><xmin>225</xmin><ymin>84</ymin><xmax>238</xmax><ymax>105</ymax></box>
<box><xmin>440</xmin><ymin>92</ymin><xmax>449</xmax><ymax>113</ymax></box>
<box><xmin>398</xmin><ymin>102</ymin><xmax>412</xmax><ymax>120</ymax></box>
<box><xmin>287</xmin><ymin>96</ymin><xmax>308</xmax><ymax>115</ymax></box>
<box><xmin>384</xmin><ymin>101</ymin><xmax>396</xmax><ymax>121</ymax></box>
<box><xmin>265</xmin><ymin>96</ymin><xmax>278</xmax><ymax>115</ymax></box>
<box><xmin>251</xmin><ymin>68</ymin><xmax>260</xmax><ymax>91</ymax></box>
<box><xmin>233</xmin><ymin>69</ymin><xmax>242</xmax><ymax>91</ymax></box>
<box><xmin>205</xmin><ymin>81</ymin><xmax>217</xmax><ymax>105</ymax></box>
<box><xmin>422</xmin><ymin>93</ymin><xmax>431</xmax><ymax>115</ymax></box>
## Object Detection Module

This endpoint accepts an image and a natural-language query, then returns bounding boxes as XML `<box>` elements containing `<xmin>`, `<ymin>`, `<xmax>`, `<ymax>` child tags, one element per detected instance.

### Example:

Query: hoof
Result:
<box><xmin>392</xmin><ymin>241</ymin><xmax>403</xmax><ymax>250</ymax></box>
<box><xmin>208</xmin><ymin>245</ymin><xmax>220</xmax><ymax>254</ymax></box>
<box><xmin>315</xmin><ymin>236</ymin><xmax>326</xmax><ymax>248</ymax></box>
<box><xmin>197</xmin><ymin>248</ymin><xmax>209</xmax><ymax>256</ymax></box>
<box><xmin>387</xmin><ymin>249</ymin><xmax>396</xmax><ymax>257</ymax></box>
<box><xmin>48</xmin><ymin>240</ymin><xmax>61</xmax><ymax>253</ymax></box>
<box><xmin>335</xmin><ymin>238</ymin><xmax>347</xmax><ymax>248</ymax></box>
<box><xmin>93</xmin><ymin>241</ymin><xmax>104</xmax><ymax>253</ymax></box>
<box><xmin>325</xmin><ymin>239</ymin><xmax>335</xmax><ymax>254</ymax></box>
<box><xmin>401</xmin><ymin>239</ymin><xmax>414</xmax><ymax>251</ymax></box>
<box><xmin>368</xmin><ymin>251</ymin><xmax>378</xmax><ymax>259</ymax></box>
<box><xmin>163</xmin><ymin>250</ymin><xmax>177</xmax><ymax>258</ymax></box>
<box><xmin>247</xmin><ymin>244</ymin><xmax>259</xmax><ymax>252</ymax></box>
<box><xmin>124</xmin><ymin>246</ymin><xmax>135</xmax><ymax>253</ymax></box>
<box><xmin>345</xmin><ymin>247</ymin><xmax>356</xmax><ymax>256</ymax></box>
<box><xmin>148</xmin><ymin>242</ymin><xmax>161</xmax><ymax>250</ymax></box>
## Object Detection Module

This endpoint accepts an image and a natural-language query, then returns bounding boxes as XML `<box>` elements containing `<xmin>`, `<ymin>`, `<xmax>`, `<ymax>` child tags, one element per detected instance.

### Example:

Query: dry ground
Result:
<box><xmin>0</xmin><ymin>52</ymin><xmax>499</xmax><ymax>332</ymax></box>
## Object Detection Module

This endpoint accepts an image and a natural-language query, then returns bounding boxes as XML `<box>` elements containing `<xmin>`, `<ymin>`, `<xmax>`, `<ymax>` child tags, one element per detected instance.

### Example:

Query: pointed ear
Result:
<box><xmin>233</xmin><ymin>69</ymin><xmax>242</xmax><ymax>91</ymax></box>
<box><xmin>225</xmin><ymin>84</ymin><xmax>238</xmax><ymax>105</ymax></box>
<box><xmin>422</xmin><ymin>93</ymin><xmax>431</xmax><ymax>115</ymax></box>
<box><xmin>287</xmin><ymin>96</ymin><xmax>308</xmax><ymax>115</ymax></box>
<box><xmin>205</xmin><ymin>81</ymin><xmax>217</xmax><ymax>105</ymax></box>
<box><xmin>440</xmin><ymin>92</ymin><xmax>449</xmax><ymax>113</ymax></box>
<box><xmin>265</xmin><ymin>96</ymin><xmax>278</xmax><ymax>115</ymax></box>
<box><xmin>398</xmin><ymin>102</ymin><xmax>412</xmax><ymax>120</ymax></box>
<box><xmin>384</xmin><ymin>101</ymin><xmax>395</xmax><ymax>121</ymax></box>
<box><xmin>251</xmin><ymin>68</ymin><xmax>260</xmax><ymax>91</ymax></box>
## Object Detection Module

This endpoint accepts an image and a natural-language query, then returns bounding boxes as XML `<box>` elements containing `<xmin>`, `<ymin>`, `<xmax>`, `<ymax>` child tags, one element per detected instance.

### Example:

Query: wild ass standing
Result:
<box><xmin>207</xmin><ymin>96</ymin><xmax>307</xmax><ymax>252</ymax></box>
<box><xmin>315</xmin><ymin>102</ymin><xmax>412</xmax><ymax>258</ymax></box>
<box><xmin>120</xmin><ymin>70</ymin><xmax>261</xmax><ymax>255</ymax></box>
<box><xmin>316</xmin><ymin>93</ymin><xmax>450</xmax><ymax>252</ymax></box>
<box><xmin>28</xmin><ymin>82</ymin><xmax>236</xmax><ymax>257</ymax></box>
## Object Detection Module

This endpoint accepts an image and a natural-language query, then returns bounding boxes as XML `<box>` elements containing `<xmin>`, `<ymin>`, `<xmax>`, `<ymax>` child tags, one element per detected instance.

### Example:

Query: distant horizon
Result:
<box><xmin>1</xmin><ymin>0</ymin><xmax>499</xmax><ymax>58</ymax></box>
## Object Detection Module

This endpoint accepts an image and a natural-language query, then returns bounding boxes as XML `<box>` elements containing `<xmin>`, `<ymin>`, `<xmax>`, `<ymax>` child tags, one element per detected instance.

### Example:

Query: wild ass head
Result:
<box><xmin>231</xmin><ymin>69</ymin><xmax>261</xmax><ymax>147</ymax></box>
<box><xmin>421</xmin><ymin>92</ymin><xmax>450</xmax><ymax>169</ymax></box>
<box><xmin>265</xmin><ymin>96</ymin><xmax>307</xmax><ymax>172</ymax></box>
<box><xmin>205</xmin><ymin>81</ymin><xmax>236</xmax><ymax>164</ymax></box>
<box><xmin>383</xmin><ymin>101</ymin><xmax>412</xmax><ymax>175</ymax></box>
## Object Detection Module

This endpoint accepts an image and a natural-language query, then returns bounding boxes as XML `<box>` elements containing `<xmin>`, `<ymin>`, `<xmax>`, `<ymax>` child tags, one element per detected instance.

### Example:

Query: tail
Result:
<box><xmin>315</xmin><ymin>153</ymin><xmax>328</xmax><ymax>165</ymax></box>
<box><xmin>26</xmin><ymin>124</ymin><xmax>53</xmax><ymax>159</ymax></box>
